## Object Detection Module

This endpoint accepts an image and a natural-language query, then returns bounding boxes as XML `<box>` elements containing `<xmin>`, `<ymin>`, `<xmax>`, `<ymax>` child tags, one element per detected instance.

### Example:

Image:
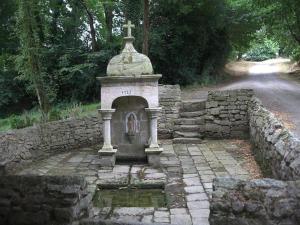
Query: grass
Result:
<box><xmin>0</xmin><ymin>102</ymin><xmax>100</xmax><ymax>132</ymax></box>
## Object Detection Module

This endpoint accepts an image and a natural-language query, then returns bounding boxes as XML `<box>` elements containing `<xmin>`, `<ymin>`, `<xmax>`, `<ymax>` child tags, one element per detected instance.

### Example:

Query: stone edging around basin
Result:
<box><xmin>0</xmin><ymin>175</ymin><xmax>92</xmax><ymax>225</ymax></box>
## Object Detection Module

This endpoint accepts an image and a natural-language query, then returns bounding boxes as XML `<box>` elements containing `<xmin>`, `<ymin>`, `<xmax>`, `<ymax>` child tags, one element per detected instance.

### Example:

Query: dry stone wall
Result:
<box><xmin>205</xmin><ymin>89</ymin><xmax>254</xmax><ymax>139</ymax></box>
<box><xmin>0</xmin><ymin>116</ymin><xmax>102</xmax><ymax>173</ymax></box>
<box><xmin>210</xmin><ymin>96</ymin><xmax>300</xmax><ymax>225</ymax></box>
<box><xmin>158</xmin><ymin>85</ymin><xmax>181</xmax><ymax>139</ymax></box>
<box><xmin>0</xmin><ymin>175</ymin><xmax>92</xmax><ymax>225</ymax></box>
<box><xmin>210</xmin><ymin>177</ymin><xmax>300</xmax><ymax>225</ymax></box>
<box><xmin>248</xmin><ymin>97</ymin><xmax>300</xmax><ymax>180</ymax></box>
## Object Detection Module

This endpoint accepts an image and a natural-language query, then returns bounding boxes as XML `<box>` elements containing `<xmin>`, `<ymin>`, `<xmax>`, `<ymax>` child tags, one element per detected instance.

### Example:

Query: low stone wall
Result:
<box><xmin>158</xmin><ymin>85</ymin><xmax>181</xmax><ymax>139</ymax></box>
<box><xmin>0</xmin><ymin>175</ymin><xmax>92</xmax><ymax>225</ymax></box>
<box><xmin>205</xmin><ymin>89</ymin><xmax>254</xmax><ymax>139</ymax></box>
<box><xmin>210</xmin><ymin>177</ymin><xmax>300</xmax><ymax>225</ymax></box>
<box><xmin>248</xmin><ymin>97</ymin><xmax>300</xmax><ymax>180</ymax></box>
<box><xmin>0</xmin><ymin>116</ymin><xmax>102</xmax><ymax>172</ymax></box>
<box><xmin>0</xmin><ymin>85</ymin><xmax>181</xmax><ymax>172</ymax></box>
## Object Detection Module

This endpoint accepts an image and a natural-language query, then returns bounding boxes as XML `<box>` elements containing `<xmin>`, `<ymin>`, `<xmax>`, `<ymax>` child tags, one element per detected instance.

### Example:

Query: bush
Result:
<box><xmin>243</xmin><ymin>30</ymin><xmax>279</xmax><ymax>62</ymax></box>
<box><xmin>243</xmin><ymin>44</ymin><xmax>277</xmax><ymax>61</ymax></box>
<box><xmin>8</xmin><ymin>111</ymin><xmax>39</xmax><ymax>129</ymax></box>
<box><xmin>9</xmin><ymin>115</ymin><xmax>29</xmax><ymax>129</ymax></box>
<box><xmin>0</xmin><ymin>102</ymin><xmax>98</xmax><ymax>131</ymax></box>
<box><xmin>48</xmin><ymin>108</ymin><xmax>62</xmax><ymax>121</ymax></box>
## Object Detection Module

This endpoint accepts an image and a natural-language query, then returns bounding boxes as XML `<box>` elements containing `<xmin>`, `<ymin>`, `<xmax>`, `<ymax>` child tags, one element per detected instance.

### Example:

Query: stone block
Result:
<box><xmin>146</xmin><ymin>148</ymin><xmax>163</xmax><ymax>168</ymax></box>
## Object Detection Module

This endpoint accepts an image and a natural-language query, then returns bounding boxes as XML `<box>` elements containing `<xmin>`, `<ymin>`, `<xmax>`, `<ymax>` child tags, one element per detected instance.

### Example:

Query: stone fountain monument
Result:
<box><xmin>97</xmin><ymin>21</ymin><xmax>163</xmax><ymax>167</ymax></box>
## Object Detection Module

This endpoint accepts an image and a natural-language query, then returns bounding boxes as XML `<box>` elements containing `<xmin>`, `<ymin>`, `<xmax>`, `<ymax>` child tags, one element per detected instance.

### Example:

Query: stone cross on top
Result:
<box><xmin>123</xmin><ymin>20</ymin><xmax>135</xmax><ymax>38</ymax></box>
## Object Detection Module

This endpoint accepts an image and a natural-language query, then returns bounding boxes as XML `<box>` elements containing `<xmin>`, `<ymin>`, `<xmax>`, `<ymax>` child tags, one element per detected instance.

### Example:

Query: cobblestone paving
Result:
<box><xmin>16</xmin><ymin>140</ymin><xmax>255</xmax><ymax>225</ymax></box>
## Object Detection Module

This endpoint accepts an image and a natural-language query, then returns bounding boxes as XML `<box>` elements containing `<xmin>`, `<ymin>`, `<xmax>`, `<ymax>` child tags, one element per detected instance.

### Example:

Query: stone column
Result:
<box><xmin>98</xmin><ymin>109</ymin><xmax>117</xmax><ymax>167</ymax></box>
<box><xmin>145</xmin><ymin>108</ymin><xmax>163</xmax><ymax>167</ymax></box>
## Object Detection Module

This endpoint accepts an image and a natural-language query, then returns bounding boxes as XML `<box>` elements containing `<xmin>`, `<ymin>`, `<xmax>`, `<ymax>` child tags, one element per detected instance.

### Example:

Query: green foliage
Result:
<box><xmin>252</xmin><ymin>0</ymin><xmax>300</xmax><ymax>61</ymax></box>
<box><xmin>0</xmin><ymin>118</ymin><xmax>11</xmax><ymax>132</ymax></box>
<box><xmin>150</xmin><ymin>0</ymin><xmax>231</xmax><ymax>85</ymax></box>
<box><xmin>9</xmin><ymin>116</ymin><xmax>26</xmax><ymax>129</ymax></box>
<box><xmin>0</xmin><ymin>102</ymin><xmax>99</xmax><ymax>131</ymax></box>
<box><xmin>243</xmin><ymin>29</ymin><xmax>280</xmax><ymax>61</ymax></box>
<box><xmin>226</xmin><ymin>0</ymin><xmax>260</xmax><ymax>55</ymax></box>
<box><xmin>48</xmin><ymin>108</ymin><xmax>62</xmax><ymax>121</ymax></box>
<box><xmin>244</xmin><ymin>44</ymin><xmax>277</xmax><ymax>61</ymax></box>
<box><xmin>16</xmin><ymin>0</ymin><xmax>51</xmax><ymax>114</ymax></box>
<box><xmin>0</xmin><ymin>54</ymin><xmax>31</xmax><ymax>116</ymax></box>
<box><xmin>9</xmin><ymin>112</ymin><xmax>36</xmax><ymax>129</ymax></box>
<box><xmin>1</xmin><ymin>0</ymin><xmax>299</xmax><ymax>122</ymax></box>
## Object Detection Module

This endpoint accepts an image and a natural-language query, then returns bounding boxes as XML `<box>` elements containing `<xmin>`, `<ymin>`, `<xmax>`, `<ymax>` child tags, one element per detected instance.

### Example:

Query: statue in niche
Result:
<box><xmin>125</xmin><ymin>112</ymin><xmax>138</xmax><ymax>143</ymax></box>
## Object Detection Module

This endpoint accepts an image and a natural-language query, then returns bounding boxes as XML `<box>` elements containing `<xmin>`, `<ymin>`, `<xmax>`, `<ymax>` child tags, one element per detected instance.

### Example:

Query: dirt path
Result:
<box><xmin>182</xmin><ymin>60</ymin><xmax>300</xmax><ymax>139</ymax></box>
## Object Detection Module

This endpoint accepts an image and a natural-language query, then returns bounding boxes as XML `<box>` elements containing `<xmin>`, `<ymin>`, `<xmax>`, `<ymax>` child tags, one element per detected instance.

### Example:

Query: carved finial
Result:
<box><xmin>123</xmin><ymin>20</ymin><xmax>135</xmax><ymax>38</ymax></box>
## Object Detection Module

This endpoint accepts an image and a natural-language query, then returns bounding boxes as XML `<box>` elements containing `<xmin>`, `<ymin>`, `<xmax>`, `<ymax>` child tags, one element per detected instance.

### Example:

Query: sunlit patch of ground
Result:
<box><xmin>227</xmin><ymin>139</ymin><xmax>263</xmax><ymax>180</ymax></box>
<box><xmin>225</xmin><ymin>58</ymin><xmax>293</xmax><ymax>76</ymax></box>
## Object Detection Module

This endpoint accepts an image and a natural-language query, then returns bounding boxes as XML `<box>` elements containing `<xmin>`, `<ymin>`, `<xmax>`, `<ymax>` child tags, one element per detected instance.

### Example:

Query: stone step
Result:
<box><xmin>173</xmin><ymin>131</ymin><xmax>202</xmax><ymax>138</ymax></box>
<box><xmin>174</xmin><ymin>125</ymin><xmax>200</xmax><ymax>132</ymax></box>
<box><xmin>180</xmin><ymin>110</ymin><xmax>206</xmax><ymax>118</ymax></box>
<box><xmin>174</xmin><ymin>118</ymin><xmax>205</xmax><ymax>126</ymax></box>
<box><xmin>173</xmin><ymin>138</ymin><xmax>203</xmax><ymax>144</ymax></box>
<box><xmin>181</xmin><ymin>101</ymin><xmax>206</xmax><ymax>112</ymax></box>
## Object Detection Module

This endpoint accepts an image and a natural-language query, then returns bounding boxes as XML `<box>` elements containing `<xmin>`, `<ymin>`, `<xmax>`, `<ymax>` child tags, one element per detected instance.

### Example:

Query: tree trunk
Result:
<box><xmin>142</xmin><ymin>0</ymin><xmax>149</xmax><ymax>56</ymax></box>
<box><xmin>28</xmin><ymin>38</ymin><xmax>51</xmax><ymax>116</ymax></box>
<box><xmin>19</xmin><ymin>0</ymin><xmax>51</xmax><ymax>116</ymax></box>
<box><xmin>34</xmin><ymin>78</ymin><xmax>50</xmax><ymax>117</ymax></box>
<box><xmin>79</xmin><ymin>0</ymin><xmax>99</xmax><ymax>51</ymax></box>
<box><xmin>104</xmin><ymin>3</ymin><xmax>113</xmax><ymax>42</ymax></box>
<box><xmin>87</xmin><ymin>10</ymin><xmax>98</xmax><ymax>51</ymax></box>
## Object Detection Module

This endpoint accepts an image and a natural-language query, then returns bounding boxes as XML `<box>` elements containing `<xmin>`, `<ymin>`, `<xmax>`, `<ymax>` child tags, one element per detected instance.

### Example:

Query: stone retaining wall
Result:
<box><xmin>205</xmin><ymin>89</ymin><xmax>254</xmax><ymax>139</ymax></box>
<box><xmin>158</xmin><ymin>85</ymin><xmax>181</xmax><ymax>139</ymax></box>
<box><xmin>248</xmin><ymin>97</ymin><xmax>300</xmax><ymax>180</ymax></box>
<box><xmin>0</xmin><ymin>175</ymin><xmax>92</xmax><ymax>225</ymax></box>
<box><xmin>209</xmin><ymin>95</ymin><xmax>300</xmax><ymax>225</ymax></box>
<box><xmin>210</xmin><ymin>177</ymin><xmax>300</xmax><ymax>225</ymax></box>
<box><xmin>0</xmin><ymin>116</ymin><xmax>102</xmax><ymax>172</ymax></box>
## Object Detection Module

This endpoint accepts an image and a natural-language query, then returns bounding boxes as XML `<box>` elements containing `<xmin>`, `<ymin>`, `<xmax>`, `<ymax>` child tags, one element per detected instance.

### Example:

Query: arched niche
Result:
<box><xmin>111</xmin><ymin>96</ymin><xmax>150</xmax><ymax>161</ymax></box>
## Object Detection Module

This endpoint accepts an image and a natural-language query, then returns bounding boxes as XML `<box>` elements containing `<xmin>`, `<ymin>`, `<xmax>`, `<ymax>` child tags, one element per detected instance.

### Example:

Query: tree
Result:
<box><xmin>142</xmin><ymin>0</ymin><xmax>150</xmax><ymax>55</ymax></box>
<box><xmin>122</xmin><ymin>0</ymin><xmax>143</xmax><ymax>48</ymax></box>
<box><xmin>149</xmin><ymin>0</ymin><xmax>231</xmax><ymax>85</ymax></box>
<box><xmin>0</xmin><ymin>0</ymin><xmax>29</xmax><ymax>116</ymax></box>
<box><xmin>103</xmin><ymin>1</ymin><xmax>114</xmax><ymax>42</ymax></box>
<box><xmin>253</xmin><ymin>0</ymin><xmax>300</xmax><ymax>60</ymax></box>
<box><xmin>79</xmin><ymin>0</ymin><xmax>99</xmax><ymax>51</ymax></box>
<box><xmin>16</xmin><ymin>0</ymin><xmax>50</xmax><ymax>116</ymax></box>
<box><xmin>226</xmin><ymin>0</ymin><xmax>260</xmax><ymax>57</ymax></box>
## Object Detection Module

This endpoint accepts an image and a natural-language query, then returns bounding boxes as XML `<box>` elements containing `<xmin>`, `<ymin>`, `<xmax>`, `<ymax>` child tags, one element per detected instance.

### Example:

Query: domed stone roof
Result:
<box><xmin>107</xmin><ymin>21</ymin><xmax>153</xmax><ymax>76</ymax></box>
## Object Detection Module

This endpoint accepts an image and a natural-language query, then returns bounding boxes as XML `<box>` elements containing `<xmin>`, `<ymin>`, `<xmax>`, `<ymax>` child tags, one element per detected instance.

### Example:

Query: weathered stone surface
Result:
<box><xmin>210</xmin><ymin>178</ymin><xmax>300</xmax><ymax>225</ymax></box>
<box><xmin>107</xmin><ymin>36</ymin><xmax>153</xmax><ymax>77</ymax></box>
<box><xmin>248</xmin><ymin>97</ymin><xmax>300</xmax><ymax>180</ymax></box>
<box><xmin>205</xmin><ymin>89</ymin><xmax>254</xmax><ymax>139</ymax></box>
<box><xmin>0</xmin><ymin>175</ymin><xmax>91</xmax><ymax>225</ymax></box>
<box><xmin>0</xmin><ymin>116</ymin><xmax>102</xmax><ymax>173</ymax></box>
